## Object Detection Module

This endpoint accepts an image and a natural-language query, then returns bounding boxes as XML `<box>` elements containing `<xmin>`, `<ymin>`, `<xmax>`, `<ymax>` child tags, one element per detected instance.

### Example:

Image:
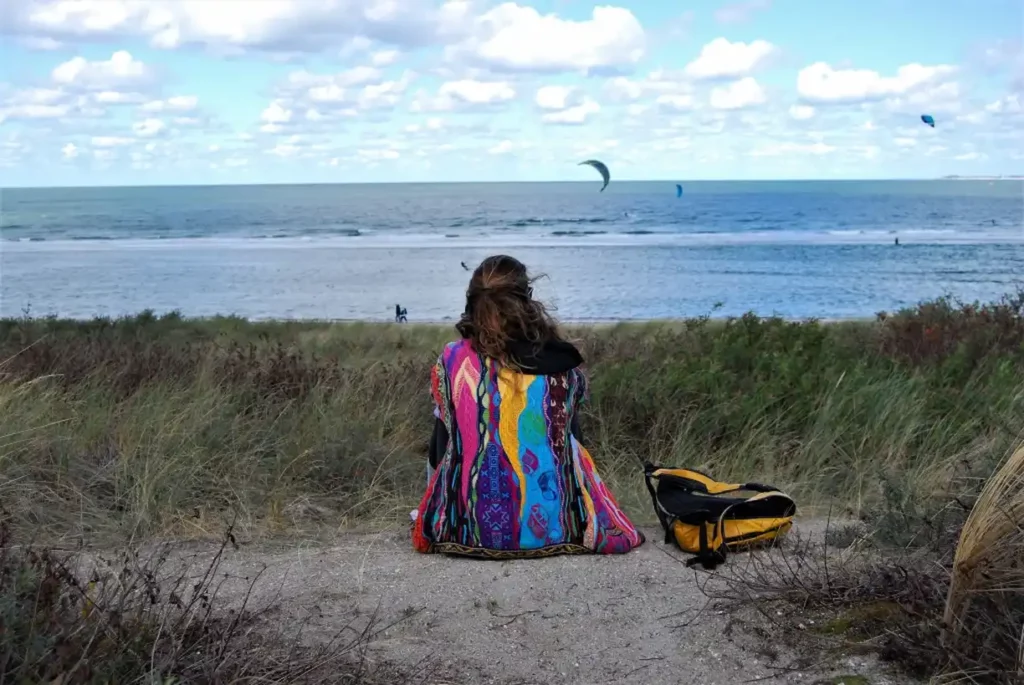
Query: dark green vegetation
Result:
<box><xmin>1</xmin><ymin>292</ymin><xmax>1023</xmax><ymax>683</ymax></box>
<box><xmin>1</xmin><ymin>293</ymin><xmax>1023</xmax><ymax>540</ymax></box>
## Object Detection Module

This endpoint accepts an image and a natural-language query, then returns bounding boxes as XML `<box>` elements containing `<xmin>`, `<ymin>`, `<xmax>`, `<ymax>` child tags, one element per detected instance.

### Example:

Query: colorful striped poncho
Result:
<box><xmin>412</xmin><ymin>338</ymin><xmax>644</xmax><ymax>558</ymax></box>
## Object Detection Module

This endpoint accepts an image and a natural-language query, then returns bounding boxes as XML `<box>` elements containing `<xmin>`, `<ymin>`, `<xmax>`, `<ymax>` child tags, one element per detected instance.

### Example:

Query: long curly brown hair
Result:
<box><xmin>455</xmin><ymin>255</ymin><xmax>562</xmax><ymax>364</ymax></box>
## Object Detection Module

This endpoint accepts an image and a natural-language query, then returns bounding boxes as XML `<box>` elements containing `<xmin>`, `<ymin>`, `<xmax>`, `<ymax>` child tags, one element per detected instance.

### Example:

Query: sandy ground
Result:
<box><xmin>143</xmin><ymin>518</ymin><xmax>899</xmax><ymax>685</ymax></box>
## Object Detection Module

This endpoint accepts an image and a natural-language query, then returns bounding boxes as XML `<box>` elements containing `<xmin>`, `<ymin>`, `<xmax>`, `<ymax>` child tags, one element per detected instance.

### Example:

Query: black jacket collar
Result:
<box><xmin>506</xmin><ymin>339</ymin><xmax>583</xmax><ymax>375</ymax></box>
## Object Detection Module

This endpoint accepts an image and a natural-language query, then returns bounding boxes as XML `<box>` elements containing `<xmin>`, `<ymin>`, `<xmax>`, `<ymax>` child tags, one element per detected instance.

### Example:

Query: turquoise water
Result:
<box><xmin>1</xmin><ymin>181</ymin><xmax>1022</xmax><ymax>320</ymax></box>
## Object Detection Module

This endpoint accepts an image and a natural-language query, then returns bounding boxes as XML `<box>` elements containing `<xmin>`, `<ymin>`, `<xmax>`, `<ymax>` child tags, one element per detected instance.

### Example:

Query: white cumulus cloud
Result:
<box><xmin>287</xmin><ymin>66</ymin><xmax>384</xmax><ymax>93</ymax></box>
<box><xmin>604</xmin><ymin>70</ymin><xmax>691</xmax><ymax>103</ymax></box>
<box><xmin>61</xmin><ymin>142</ymin><xmax>78</xmax><ymax>158</ymax></box>
<box><xmin>95</xmin><ymin>90</ymin><xmax>146</xmax><ymax>104</ymax></box>
<box><xmin>541</xmin><ymin>99</ymin><xmax>599</xmax><ymax>125</ymax></box>
<box><xmin>535</xmin><ymin>85</ymin><xmax>580</xmax><ymax>110</ymax></box>
<box><xmin>0</xmin><ymin>86</ymin><xmax>111</xmax><ymax>123</ymax></box>
<box><xmin>797</xmin><ymin>62</ymin><xmax>958</xmax><ymax>104</ymax></box>
<box><xmin>413</xmin><ymin>79</ymin><xmax>515</xmax><ymax>112</ymax></box>
<box><xmin>449</xmin><ymin>4</ymin><xmax>645</xmax><ymax>73</ymax></box>
<box><xmin>685</xmin><ymin>38</ymin><xmax>776</xmax><ymax>80</ymax></box>
<box><xmin>269</xmin><ymin>70</ymin><xmax>415</xmax><ymax>128</ymax></box>
<box><xmin>370</xmin><ymin>49</ymin><xmax>401</xmax><ymax>67</ymax></box>
<box><xmin>91</xmin><ymin>136</ymin><xmax>134</xmax><ymax>148</ymax></box>
<box><xmin>357</xmin><ymin>72</ymin><xmax>415</xmax><ymax>109</ymax></box>
<box><xmin>4</xmin><ymin>0</ymin><xmax>476</xmax><ymax>54</ymax></box>
<box><xmin>260</xmin><ymin>100</ymin><xmax>293</xmax><ymax>132</ymax></box>
<box><xmin>51</xmin><ymin>50</ymin><xmax>152</xmax><ymax>91</ymax></box>
<box><xmin>709</xmin><ymin>77</ymin><xmax>767</xmax><ymax>110</ymax></box>
<box><xmin>141</xmin><ymin>95</ymin><xmax>199</xmax><ymax>112</ymax></box>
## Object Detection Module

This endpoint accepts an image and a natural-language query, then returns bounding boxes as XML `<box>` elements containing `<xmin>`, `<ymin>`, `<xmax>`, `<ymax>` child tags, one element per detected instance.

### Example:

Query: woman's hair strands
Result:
<box><xmin>456</xmin><ymin>255</ymin><xmax>562</xmax><ymax>365</ymax></box>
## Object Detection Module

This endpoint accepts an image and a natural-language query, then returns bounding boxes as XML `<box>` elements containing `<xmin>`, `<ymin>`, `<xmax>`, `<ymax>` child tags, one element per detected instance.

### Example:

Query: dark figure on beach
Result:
<box><xmin>395</xmin><ymin>305</ymin><xmax>408</xmax><ymax>323</ymax></box>
<box><xmin>895</xmin><ymin>237</ymin><xmax>900</xmax><ymax>246</ymax></box>
<box><xmin>461</xmin><ymin>261</ymin><xmax>470</xmax><ymax>271</ymax></box>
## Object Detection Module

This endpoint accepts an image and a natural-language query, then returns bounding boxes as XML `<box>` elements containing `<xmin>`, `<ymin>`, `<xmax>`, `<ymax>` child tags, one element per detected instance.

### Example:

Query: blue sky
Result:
<box><xmin>0</xmin><ymin>0</ymin><xmax>1021</xmax><ymax>186</ymax></box>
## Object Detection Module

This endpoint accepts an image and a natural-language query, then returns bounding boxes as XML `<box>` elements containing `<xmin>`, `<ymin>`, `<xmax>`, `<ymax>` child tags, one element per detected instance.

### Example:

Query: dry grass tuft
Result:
<box><xmin>0</xmin><ymin>513</ymin><xmax>397</xmax><ymax>683</ymax></box>
<box><xmin>941</xmin><ymin>443</ymin><xmax>1024</xmax><ymax>683</ymax></box>
<box><xmin>705</xmin><ymin>444</ymin><xmax>1024</xmax><ymax>683</ymax></box>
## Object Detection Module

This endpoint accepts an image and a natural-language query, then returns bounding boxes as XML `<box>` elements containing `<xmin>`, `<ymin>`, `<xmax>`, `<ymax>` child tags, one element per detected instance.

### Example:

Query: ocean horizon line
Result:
<box><xmin>4</xmin><ymin>176</ymin><xmax>1023</xmax><ymax>191</ymax></box>
<box><xmin>1</xmin><ymin>309</ymin><xmax>874</xmax><ymax>325</ymax></box>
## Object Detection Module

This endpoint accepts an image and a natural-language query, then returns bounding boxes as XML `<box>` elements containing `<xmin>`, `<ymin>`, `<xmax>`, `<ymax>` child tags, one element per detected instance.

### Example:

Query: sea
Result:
<box><xmin>1</xmin><ymin>180</ymin><xmax>1022</xmax><ymax>322</ymax></box>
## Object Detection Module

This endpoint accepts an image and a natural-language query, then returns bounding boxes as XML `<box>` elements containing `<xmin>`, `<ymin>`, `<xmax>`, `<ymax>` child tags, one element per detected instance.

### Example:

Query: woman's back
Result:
<box><xmin>412</xmin><ymin>255</ymin><xmax>643</xmax><ymax>558</ymax></box>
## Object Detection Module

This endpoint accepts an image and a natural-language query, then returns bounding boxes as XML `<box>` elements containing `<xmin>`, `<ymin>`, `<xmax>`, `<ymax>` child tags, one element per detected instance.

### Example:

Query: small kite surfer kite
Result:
<box><xmin>921</xmin><ymin>114</ymin><xmax>935</xmax><ymax>128</ymax></box>
<box><xmin>579</xmin><ymin>159</ymin><xmax>610</xmax><ymax>192</ymax></box>
<box><xmin>460</xmin><ymin>261</ymin><xmax>470</xmax><ymax>271</ymax></box>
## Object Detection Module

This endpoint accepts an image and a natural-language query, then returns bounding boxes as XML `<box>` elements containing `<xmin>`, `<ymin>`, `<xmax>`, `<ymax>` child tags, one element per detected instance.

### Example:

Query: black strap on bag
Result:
<box><xmin>646</xmin><ymin>462</ymin><xmax>727</xmax><ymax>569</ymax></box>
<box><xmin>686</xmin><ymin>512</ymin><xmax>727</xmax><ymax>570</ymax></box>
<box><xmin>643</xmin><ymin>463</ymin><xmax>674</xmax><ymax>543</ymax></box>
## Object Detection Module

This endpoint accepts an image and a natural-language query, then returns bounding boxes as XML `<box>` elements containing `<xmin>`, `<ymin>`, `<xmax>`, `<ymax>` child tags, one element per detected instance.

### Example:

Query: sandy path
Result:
<box><xmin>161</xmin><ymin>521</ymin><xmax>892</xmax><ymax>685</ymax></box>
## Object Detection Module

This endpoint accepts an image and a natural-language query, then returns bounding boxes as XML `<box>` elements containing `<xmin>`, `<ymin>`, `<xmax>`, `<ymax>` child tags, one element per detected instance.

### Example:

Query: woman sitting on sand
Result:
<box><xmin>411</xmin><ymin>255</ymin><xmax>644</xmax><ymax>558</ymax></box>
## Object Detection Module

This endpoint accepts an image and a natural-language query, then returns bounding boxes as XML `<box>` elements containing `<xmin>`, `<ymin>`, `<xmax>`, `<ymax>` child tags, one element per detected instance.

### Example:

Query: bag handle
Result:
<box><xmin>643</xmin><ymin>463</ymin><xmax>674</xmax><ymax>541</ymax></box>
<box><xmin>738</xmin><ymin>482</ymin><xmax>774</xmax><ymax>492</ymax></box>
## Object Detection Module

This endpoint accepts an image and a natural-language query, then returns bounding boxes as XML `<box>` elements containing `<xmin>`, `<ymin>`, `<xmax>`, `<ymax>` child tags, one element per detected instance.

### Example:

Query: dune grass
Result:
<box><xmin>2</xmin><ymin>293</ymin><xmax>1023</xmax><ymax>543</ymax></box>
<box><xmin>710</xmin><ymin>441</ymin><xmax>1024</xmax><ymax>683</ymax></box>
<box><xmin>2</xmin><ymin>293</ymin><xmax>1024</xmax><ymax>683</ymax></box>
<box><xmin>940</xmin><ymin>443</ymin><xmax>1024</xmax><ymax>681</ymax></box>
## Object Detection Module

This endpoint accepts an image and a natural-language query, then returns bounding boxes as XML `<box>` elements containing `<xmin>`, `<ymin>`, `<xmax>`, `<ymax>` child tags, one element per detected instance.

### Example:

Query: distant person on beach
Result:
<box><xmin>395</xmin><ymin>304</ymin><xmax>408</xmax><ymax>323</ymax></box>
<box><xmin>895</xmin><ymin>237</ymin><xmax>900</xmax><ymax>246</ymax></box>
<box><xmin>410</xmin><ymin>255</ymin><xmax>644</xmax><ymax>558</ymax></box>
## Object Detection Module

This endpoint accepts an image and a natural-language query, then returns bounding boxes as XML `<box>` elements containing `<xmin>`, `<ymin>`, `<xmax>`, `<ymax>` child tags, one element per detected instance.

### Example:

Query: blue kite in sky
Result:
<box><xmin>921</xmin><ymin>114</ymin><xmax>935</xmax><ymax>128</ymax></box>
